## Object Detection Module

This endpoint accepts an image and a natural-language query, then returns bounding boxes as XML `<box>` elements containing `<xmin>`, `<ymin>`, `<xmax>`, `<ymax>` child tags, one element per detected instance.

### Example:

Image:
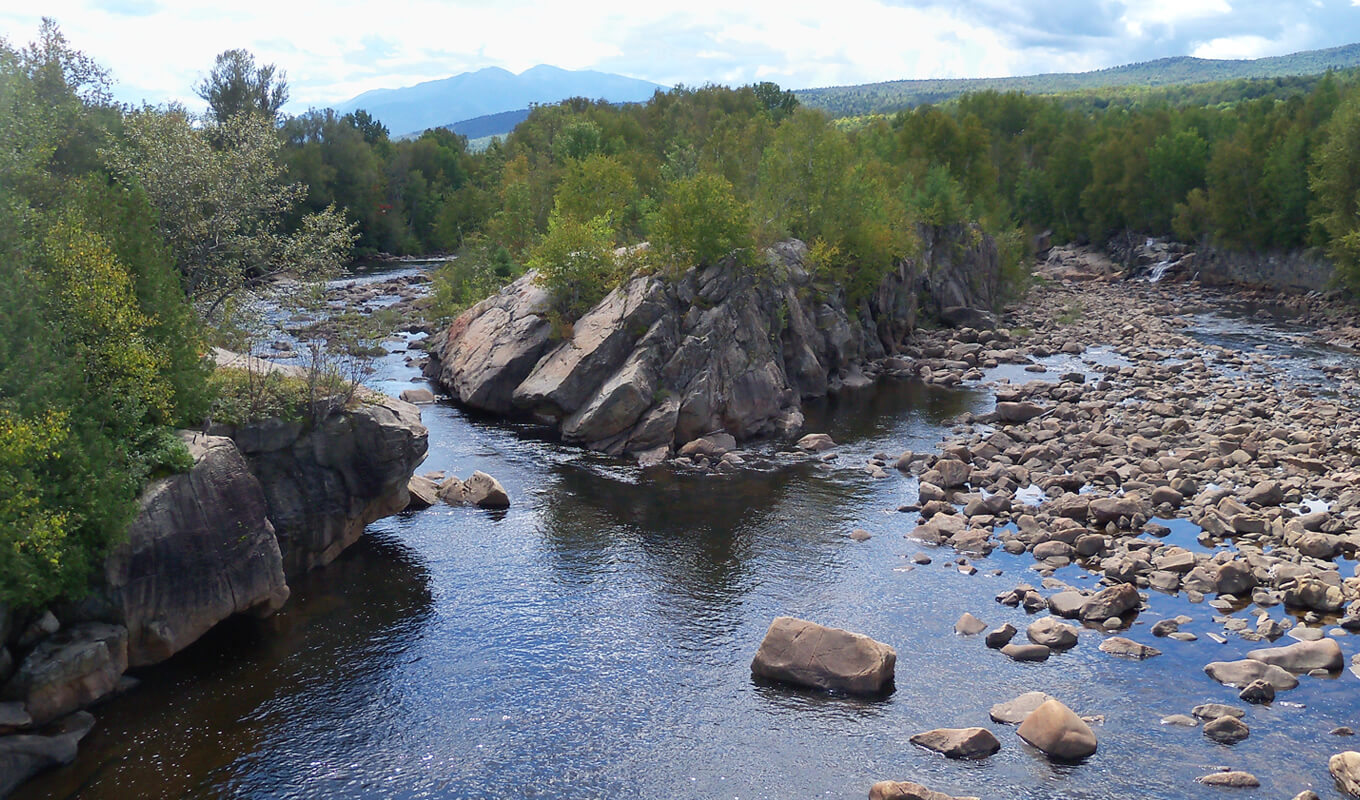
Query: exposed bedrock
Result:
<box><xmin>427</xmin><ymin>228</ymin><xmax>999</xmax><ymax>459</ymax></box>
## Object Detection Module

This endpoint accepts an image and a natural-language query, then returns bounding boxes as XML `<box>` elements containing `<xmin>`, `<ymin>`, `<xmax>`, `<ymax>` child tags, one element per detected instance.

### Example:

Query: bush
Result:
<box><xmin>649</xmin><ymin>172</ymin><xmax>752</xmax><ymax>269</ymax></box>
<box><xmin>529</xmin><ymin>211</ymin><xmax>619</xmax><ymax>320</ymax></box>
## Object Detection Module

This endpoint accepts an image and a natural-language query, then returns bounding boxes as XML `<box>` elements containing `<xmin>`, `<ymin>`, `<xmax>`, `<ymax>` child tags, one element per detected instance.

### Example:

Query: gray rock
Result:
<box><xmin>1081</xmin><ymin>583</ymin><xmax>1141</xmax><ymax>620</ymax></box>
<box><xmin>0</xmin><ymin>711</ymin><xmax>95</xmax><ymax>797</ymax></box>
<box><xmin>405</xmin><ymin>474</ymin><xmax>439</xmax><ymax>510</ymax></box>
<box><xmin>1160</xmin><ymin>714</ymin><xmax>1199</xmax><ymax>727</ymax></box>
<box><xmin>1239</xmin><ymin>679</ymin><xmax>1275</xmax><ymax>704</ymax></box>
<box><xmin>796</xmin><ymin>433</ymin><xmax>836</xmax><ymax>452</ymax></box>
<box><xmin>954</xmin><ymin>613</ymin><xmax>987</xmax><ymax>636</ymax></box>
<box><xmin>0</xmin><ymin>702</ymin><xmax>30</xmax><ymax>733</ymax></box>
<box><xmin>750</xmin><ymin>617</ymin><xmax>895</xmax><ymax>696</ymax></box>
<box><xmin>909</xmin><ymin>727</ymin><xmax>1001</xmax><ymax>759</ymax></box>
<box><xmin>1</xmin><ymin>623</ymin><xmax>127</xmax><ymax>725</ymax></box>
<box><xmin>1204</xmin><ymin>659</ymin><xmax>1300</xmax><ymax>691</ymax></box>
<box><xmin>990</xmin><ymin>691</ymin><xmax>1054</xmax><ymax>724</ymax></box>
<box><xmin>996</xmin><ymin>401</ymin><xmax>1045</xmax><ymax>423</ymax></box>
<box><xmin>1193</xmin><ymin>703</ymin><xmax>1244</xmax><ymax>721</ymax></box>
<box><xmin>1001</xmin><ymin>643</ymin><xmax>1051</xmax><ymax>662</ymax></box>
<box><xmin>1246</xmin><ymin>638</ymin><xmax>1343</xmax><ymax>673</ymax></box>
<box><xmin>398</xmin><ymin>387</ymin><xmax>436</xmax><ymax>404</ymax></box>
<box><xmin>105</xmin><ymin>433</ymin><xmax>290</xmax><ymax>667</ymax></box>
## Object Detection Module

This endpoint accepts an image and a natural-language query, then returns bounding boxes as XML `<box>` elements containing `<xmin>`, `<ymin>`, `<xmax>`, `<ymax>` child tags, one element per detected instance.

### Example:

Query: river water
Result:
<box><xmin>15</xmin><ymin>272</ymin><xmax>1360</xmax><ymax>800</ymax></box>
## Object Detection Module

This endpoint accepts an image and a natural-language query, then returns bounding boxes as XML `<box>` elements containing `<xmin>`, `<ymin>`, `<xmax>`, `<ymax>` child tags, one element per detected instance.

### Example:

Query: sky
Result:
<box><xmin>4</xmin><ymin>0</ymin><xmax>1360</xmax><ymax>113</ymax></box>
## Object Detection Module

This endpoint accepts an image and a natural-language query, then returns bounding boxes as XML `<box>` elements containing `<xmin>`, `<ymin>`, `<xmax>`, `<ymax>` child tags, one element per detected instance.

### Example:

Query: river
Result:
<box><xmin>14</xmin><ymin>268</ymin><xmax>1360</xmax><ymax>799</ymax></box>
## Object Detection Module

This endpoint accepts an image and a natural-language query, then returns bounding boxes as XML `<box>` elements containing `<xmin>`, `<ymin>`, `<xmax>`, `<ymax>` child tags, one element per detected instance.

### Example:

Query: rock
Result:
<box><xmin>1081</xmin><ymin>583</ymin><xmax>1141</xmax><ymax>620</ymax></box>
<box><xmin>954</xmin><ymin>613</ymin><xmax>987</xmax><ymax>636</ymax></box>
<box><xmin>1016</xmin><ymin>698</ymin><xmax>1098</xmax><ymax>760</ymax></box>
<box><xmin>16</xmin><ymin>613</ymin><xmax>59</xmax><ymax>651</ymax></box>
<box><xmin>1150</xmin><ymin>619</ymin><xmax>1180</xmax><ymax>637</ymax></box>
<box><xmin>996</xmin><ymin>401</ymin><xmax>1045</xmax><ymax>423</ymax></box>
<box><xmin>405</xmin><ymin>474</ymin><xmax>439</xmax><ymax>510</ymax></box>
<box><xmin>437</xmin><ymin>476</ymin><xmax>467</xmax><ymax>505</ymax></box>
<box><xmin>939</xmin><ymin>305</ymin><xmax>997</xmax><ymax>330</ymax></box>
<box><xmin>1160</xmin><ymin>714</ymin><xmax>1199</xmax><ymax>727</ymax></box>
<box><xmin>796</xmin><ymin>433</ymin><xmax>836</xmax><ymax>452</ymax></box>
<box><xmin>1193</xmin><ymin>704</ymin><xmax>1245</xmax><ymax>721</ymax></box>
<box><xmin>751</xmin><ymin>617</ymin><xmax>895</xmax><ymax>696</ymax></box>
<box><xmin>1205</xmin><ymin>659</ymin><xmax>1300</xmax><ymax>691</ymax></box>
<box><xmin>1089</xmin><ymin>496</ymin><xmax>1143</xmax><ymax>526</ymax></box>
<box><xmin>679</xmin><ymin>434</ymin><xmax>737</xmax><ymax>458</ymax></box>
<box><xmin>1293</xmin><ymin>791</ymin><xmax>1322</xmax><ymax>800</ymax></box>
<box><xmin>1</xmin><ymin>623</ymin><xmax>127</xmax><ymax>725</ymax></box>
<box><xmin>398</xmin><ymin>387</ymin><xmax>436</xmax><ymax>404</ymax></box>
<box><xmin>1204</xmin><ymin>715</ymin><xmax>1250</xmax><ymax>744</ymax></box>
<box><xmin>1033</xmin><ymin>541</ymin><xmax>1075</xmax><ymax>561</ymax></box>
<box><xmin>1198</xmin><ymin>771</ymin><xmax>1260</xmax><ymax>787</ymax></box>
<box><xmin>1246</xmin><ymin>638</ymin><xmax>1343</xmax><ymax>673</ymax></box>
<box><xmin>933</xmin><ymin>459</ymin><xmax>971</xmax><ymax>488</ymax></box>
<box><xmin>0</xmin><ymin>702</ymin><xmax>30</xmax><ymax>734</ymax></box>
<box><xmin>848</xmin><ymin>529</ymin><xmax>872</xmax><ymax>542</ymax></box>
<box><xmin>240</xmin><ymin>396</ymin><xmax>428</xmax><ymax>576</ymax></box>
<box><xmin>1027</xmin><ymin>617</ymin><xmax>1079</xmax><ymax>650</ymax></box>
<box><xmin>909</xmin><ymin>727</ymin><xmax>1001</xmax><ymax>759</ymax></box>
<box><xmin>1098</xmin><ymin>636</ymin><xmax>1161</xmax><ymax>659</ymax></box>
<box><xmin>1239</xmin><ymin>679</ymin><xmax>1275</xmax><ymax>704</ymax></box>
<box><xmin>869</xmin><ymin>780</ymin><xmax>980</xmax><ymax>800</ymax></box>
<box><xmin>1243</xmin><ymin>480</ymin><xmax>1284</xmax><ymax>506</ymax></box>
<box><xmin>1333</xmin><ymin>751</ymin><xmax>1360</xmax><ymax>797</ymax></box>
<box><xmin>990</xmin><ymin>691</ymin><xmax>1054</xmax><ymax>724</ymax></box>
<box><xmin>985</xmin><ymin>624</ymin><xmax>1017</xmax><ymax>649</ymax></box>
<box><xmin>1001</xmin><ymin>643</ymin><xmax>1050</xmax><ymax>662</ymax></box>
<box><xmin>463</xmin><ymin>471</ymin><xmax>511</xmax><ymax>509</ymax></box>
<box><xmin>0</xmin><ymin>711</ymin><xmax>95</xmax><ymax>797</ymax></box>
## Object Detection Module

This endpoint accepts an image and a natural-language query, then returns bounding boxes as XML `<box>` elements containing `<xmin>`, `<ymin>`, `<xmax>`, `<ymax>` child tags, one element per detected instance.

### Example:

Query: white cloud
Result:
<box><xmin>1192</xmin><ymin>34</ymin><xmax>1280</xmax><ymax>59</ymax></box>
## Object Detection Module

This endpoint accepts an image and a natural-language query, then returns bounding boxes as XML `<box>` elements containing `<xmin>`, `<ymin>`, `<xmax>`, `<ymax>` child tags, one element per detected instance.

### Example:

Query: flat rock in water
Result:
<box><xmin>985</xmin><ymin>624</ymin><xmax>1017</xmax><ymax>649</ymax></box>
<box><xmin>750</xmin><ymin>617</ymin><xmax>895</xmax><ymax>696</ymax></box>
<box><xmin>954</xmin><ymin>613</ymin><xmax>987</xmax><ymax>636</ymax></box>
<box><xmin>796</xmin><ymin>433</ymin><xmax>836</xmax><ymax>452</ymax></box>
<box><xmin>1198</xmin><ymin>771</ymin><xmax>1260</xmax><ymax>787</ymax></box>
<box><xmin>1016</xmin><ymin>698</ymin><xmax>1098</xmax><ymax>760</ymax></box>
<box><xmin>869</xmin><ymin>780</ymin><xmax>980</xmax><ymax>800</ymax></box>
<box><xmin>1160</xmin><ymin>714</ymin><xmax>1199</xmax><ymax>727</ymax></box>
<box><xmin>1246</xmin><ymin>638</ymin><xmax>1343</xmax><ymax>673</ymax></box>
<box><xmin>990</xmin><ymin>691</ymin><xmax>1054</xmax><ymax>724</ymax></box>
<box><xmin>1193</xmin><ymin>703</ymin><xmax>1245</xmax><ymax>721</ymax></box>
<box><xmin>405</xmin><ymin>475</ymin><xmax>439</xmax><ymax>510</ymax></box>
<box><xmin>1098</xmin><ymin>636</ymin><xmax>1161</xmax><ymax>659</ymax></box>
<box><xmin>1204</xmin><ymin>659</ymin><xmax>1299</xmax><ymax>691</ymax></box>
<box><xmin>1001</xmin><ymin>643</ymin><xmax>1051</xmax><ymax>662</ymax></box>
<box><xmin>398</xmin><ymin>388</ymin><xmax>436</xmax><ymax>404</ymax></box>
<box><xmin>909</xmin><ymin>727</ymin><xmax>1001</xmax><ymax>759</ymax></box>
<box><xmin>463</xmin><ymin>471</ymin><xmax>511</xmax><ymax>509</ymax></box>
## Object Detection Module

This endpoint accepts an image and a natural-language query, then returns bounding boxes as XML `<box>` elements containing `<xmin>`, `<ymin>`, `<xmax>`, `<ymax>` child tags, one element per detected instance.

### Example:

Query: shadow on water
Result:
<box><xmin>15</xmin><ymin>533</ymin><xmax>433</xmax><ymax>800</ymax></box>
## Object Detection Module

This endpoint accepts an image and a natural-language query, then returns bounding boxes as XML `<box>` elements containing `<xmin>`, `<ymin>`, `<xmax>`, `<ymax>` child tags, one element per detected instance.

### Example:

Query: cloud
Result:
<box><xmin>3</xmin><ymin>0</ymin><xmax>1359</xmax><ymax>113</ymax></box>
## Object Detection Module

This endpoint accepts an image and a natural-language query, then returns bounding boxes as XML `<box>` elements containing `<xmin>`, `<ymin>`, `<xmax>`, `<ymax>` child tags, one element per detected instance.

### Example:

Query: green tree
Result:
<box><xmin>196</xmin><ymin>48</ymin><xmax>288</xmax><ymax>124</ymax></box>
<box><xmin>649</xmin><ymin>172</ymin><xmax>752</xmax><ymax>268</ymax></box>
<box><xmin>529</xmin><ymin>211</ymin><xmax>618</xmax><ymax>319</ymax></box>
<box><xmin>1311</xmin><ymin>87</ymin><xmax>1360</xmax><ymax>285</ymax></box>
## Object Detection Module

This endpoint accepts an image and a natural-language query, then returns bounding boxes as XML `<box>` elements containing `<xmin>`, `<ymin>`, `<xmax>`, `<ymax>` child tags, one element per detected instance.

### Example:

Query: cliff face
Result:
<box><xmin>427</xmin><ymin>228</ymin><xmax>998</xmax><ymax>460</ymax></box>
<box><xmin>231</xmin><ymin>397</ymin><xmax>428</xmax><ymax>576</ymax></box>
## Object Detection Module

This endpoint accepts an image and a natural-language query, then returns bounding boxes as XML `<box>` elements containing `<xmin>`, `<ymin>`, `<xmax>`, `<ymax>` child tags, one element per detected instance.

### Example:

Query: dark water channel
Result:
<box><xmin>16</xmin><ymin>275</ymin><xmax>1360</xmax><ymax>799</ymax></box>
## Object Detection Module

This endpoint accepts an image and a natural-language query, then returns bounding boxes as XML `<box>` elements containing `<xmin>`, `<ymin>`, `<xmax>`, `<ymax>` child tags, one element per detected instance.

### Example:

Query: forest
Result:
<box><xmin>9</xmin><ymin>16</ymin><xmax>1360</xmax><ymax>612</ymax></box>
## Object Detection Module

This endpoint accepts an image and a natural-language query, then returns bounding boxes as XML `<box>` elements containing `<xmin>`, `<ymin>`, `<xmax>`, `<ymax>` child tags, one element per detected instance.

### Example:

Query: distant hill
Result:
<box><xmin>797</xmin><ymin>42</ymin><xmax>1360</xmax><ymax>118</ymax></box>
<box><xmin>336</xmin><ymin>64</ymin><xmax>667</xmax><ymax>137</ymax></box>
<box><xmin>446</xmin><ymin>108</ymin><xmax>532</xmax><ymax>140</ymax></box>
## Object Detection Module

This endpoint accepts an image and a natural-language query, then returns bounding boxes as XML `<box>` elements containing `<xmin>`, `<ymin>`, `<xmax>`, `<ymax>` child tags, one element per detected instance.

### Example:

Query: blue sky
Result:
<box><xmin>4</xmin><ymin>0</ymin><xmax>1360</xmax><ymax>112</ymax></box>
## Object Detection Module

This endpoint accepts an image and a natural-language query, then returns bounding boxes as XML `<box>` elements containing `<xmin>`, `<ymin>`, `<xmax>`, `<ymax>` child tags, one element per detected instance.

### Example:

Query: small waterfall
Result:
<box><xmin>1145</xmin><ymin>259</ymin><xmax>1173</xmax><ymax>283</ymax></box>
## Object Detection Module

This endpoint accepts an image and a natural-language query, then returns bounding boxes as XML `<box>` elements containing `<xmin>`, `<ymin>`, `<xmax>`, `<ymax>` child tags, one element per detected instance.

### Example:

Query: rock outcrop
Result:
<box><xmin>229</xmin><ymin>396</ymin><xmax>428</xmax><ymax>575</ymax></box>
<box><xmin>102</xmin><ymin>433</ymin><xmax>289</xmax><ymax>667</ymax></box>
<box><xmin>750</xmin><ymin>616</ymin><xmax>897</xmax><ymax>696</ymax></box>
<box><xmin>428</xmin><ymin>230</ymin><xmax>999</xmax><ymax>458</ymax></box>
<box><xmin>1</xmin><ymin>624</ymin><xmax>127</xmax><ymax>726</ymax></box>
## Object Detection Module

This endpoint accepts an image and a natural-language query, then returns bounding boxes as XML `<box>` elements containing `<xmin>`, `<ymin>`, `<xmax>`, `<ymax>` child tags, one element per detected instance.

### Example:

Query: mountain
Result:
<box><xmin>796</xmin><ymin>42</ymin><xmax>1360</xmax><ymax>118</ymax></box>
<box><xmin>336</xmin><ymin>64</ymin><xmax>667</xmax><ymax>137</ymax></box>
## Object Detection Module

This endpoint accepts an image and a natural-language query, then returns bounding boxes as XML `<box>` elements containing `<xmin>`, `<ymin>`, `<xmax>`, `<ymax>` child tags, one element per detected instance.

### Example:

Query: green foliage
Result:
<box><xmin>529</xmin><ymin>211</ymin><xmax>619</xmax><ymax>320</ymax></box>
<box><xmin>1311</xmin><ymin>86</ymin><xmax>1360</xmax><ymax>287</ymax></box>
<box><xmin>649</xmin><ymin>172</ymin><xmax>752</xmax><ymax>269</ymax></box>
<box><xmin>196</xmin><ymin>48</ymin><xmax>288</xmax><ymax>125</ymax></box>
<box><xmin>430</xmin><ymin>235</ymin><xmax>521</xmax><ymax>321</ymax></box>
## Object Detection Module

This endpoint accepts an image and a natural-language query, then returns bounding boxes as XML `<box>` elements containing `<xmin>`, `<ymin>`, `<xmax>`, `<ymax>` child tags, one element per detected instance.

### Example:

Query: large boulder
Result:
<box><xmin>1</xmin><ymin>624</ymin><xmax>127</xmax><ymax>725</ymax></box>
<box><xmin>1331</xmin><ymin>751</ymin><xmax>1360</xmax><ymax>797</ymax></box>
<box><xmin>103</xmin><ymin>433</ymin><xmax>290</xmax><ymax>667</ymax></box>
<box><xmin>990</xmin><ymin>691</ymin><xmax>1054</xmax><ymax>724</ymax></box>
<box><xmin>1246</xmin><ymin>638</ymin><xmax>1343</xmax><ymax>673</ymax></box>
<box><xmin>1205</xmin><ymin>659</ymin><xmax>1300</xmax><ymax>690</ymax></box>
<box><xmin>239</xmin><ymin>396</ymin><xmax>428</xmax><ymax>575</ymax></box>
<box><xmin>1016</xmin><ymin>699</ymin><xmax>1098</xmax><ymax>760</ymax></box>
<box><xmin>751</xmin><ymin>617</ymin><xmax>896</xmax><ymax>696</ymax></box>
<box><xmin>463</xmin><ymin>471</ymin><xmax>511</xmax><ymax>509</ymax></box>
<box><xmin>1080</xmin><ymin>583</ymin><xmax>1141</xmax><ymax>620</ymax></box>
